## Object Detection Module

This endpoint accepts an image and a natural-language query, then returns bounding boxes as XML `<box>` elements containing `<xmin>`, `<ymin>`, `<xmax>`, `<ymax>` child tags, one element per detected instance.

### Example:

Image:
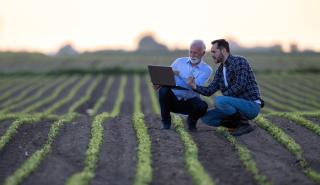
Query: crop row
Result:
<box><xmin>0</xmin><ymin>76</ymin><xmax>67</xmax><ymax>114</ymax></box>
<box><xmin>0</xmin><ymin>78</ymin><xmax>48</xmax><ymax>109</ymax></box>
<box><xmin>132</xmin><ymin>75</ymin><xmax>152</xmax><ymax>185</ymax></box>
<box><xmin>0</xmin><ymin>77</ymin><xmax>41</xmax><ymax>103</ymax></box>
<box><xmin>0</xmin><ymin>113</ymin><xmax>60</xmax><ymax>152</ymax></box>
<box><xmin>3</xmin><ymin>113</ymin><xmax>76</xmax><ymax>185</ymax></box>
<box><xmin>44</xmin><ymin>75</ymin><xmax>91</xmax><ymax>114</ymax></box>
<box><xmin>21</xmin><ymin>76</ymin><xmax>78</xmax><ymax>113</ymax></box>
<box><xmin>89</xmin><ymin>77</ymin><xmax>114</xmax><ymax>116</ymax></box>
<box><xmin>1</xmin><ymin>74</ymin><xmax>319</xmax><ymax>115</ymax></box>
<box><xmin>268</xmin><ymin>112</ymin><xmax>320</xmax><ymax>136</ymax></box>
<box><xmin>146</xmin><ymin>76</ymin><xmax>320</xmax><ymax>185</ymax></box>
<box><xmin>66</xmin><ymin>75</ymin><xmax>127</xmax><ymax>185</ymax></box>
<box><xmin>68</xmin><ymin>75</ymin><xmax>102</xmax><ymax>113</ymax></box>
<box><xmin>259</xmin><ymin>75</ymin><xmax>320</xmax><ymax>109</ymax></box>
<box><xmin>255</xmin><ymin>116</ymin><xmax>320</xmax><ymax>183</ymax></box>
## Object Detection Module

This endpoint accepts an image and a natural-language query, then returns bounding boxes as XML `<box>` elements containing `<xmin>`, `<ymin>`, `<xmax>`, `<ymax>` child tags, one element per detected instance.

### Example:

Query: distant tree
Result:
<box><xmin>289</xmin><ymin>43</ymin><xmax>299</xmax><ymax>53</ymax></box>
<box><xmin>302</xmin><ymin>48</ymin><xmax>316</xmax><ymax>54</ymax></box>
<box><xmin>56</xmin><ymin>44</ymin><xmax>78</xmax><ymax>56</ymax></box>
<box><xmin>227</xmin><ymin>38</ymin><xmax>244</xmax><ymax>51</ymax></box>
<box><xmin>271</xmin><ymin>44</ymin><xmax>283</xmax><ymax>53</ymax></box>
<box><xmin>136</xmin><ymin>34</ymin><xmax>168</xmax><ymax>51</ymax></box>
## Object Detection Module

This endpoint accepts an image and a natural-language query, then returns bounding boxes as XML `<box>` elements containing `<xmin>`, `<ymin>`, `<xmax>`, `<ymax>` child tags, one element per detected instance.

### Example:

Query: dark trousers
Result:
<box><xmin>158</xmin><ymin>87</ymin><xmax>208</xmax><ymax>126</ymax></box>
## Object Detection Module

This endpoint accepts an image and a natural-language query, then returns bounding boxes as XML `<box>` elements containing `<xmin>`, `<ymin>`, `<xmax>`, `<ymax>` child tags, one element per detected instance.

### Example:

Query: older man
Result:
<box><xmin>156</xmin><ymin>40</ymin><xmax>212</xmax><ymax>131</ymax></box>
<box><xmin>188</xmin><ymin>39</ymin><xmax>263</xmax><ymax>136</ymax></box>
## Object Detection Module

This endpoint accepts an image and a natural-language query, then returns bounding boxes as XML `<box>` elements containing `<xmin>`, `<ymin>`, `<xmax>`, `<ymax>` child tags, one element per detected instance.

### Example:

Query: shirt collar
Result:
<box><xmin>223</xmin><ymin>54</ymin><xmax>233</xmax><ymax>67</ymax></box>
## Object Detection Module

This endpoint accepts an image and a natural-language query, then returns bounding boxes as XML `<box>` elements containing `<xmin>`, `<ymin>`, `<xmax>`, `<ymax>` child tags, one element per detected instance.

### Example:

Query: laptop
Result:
<box><xmin>147</xmin><ymin>65</ymin><xmax>189</xmax><ymax>90</ymax></box>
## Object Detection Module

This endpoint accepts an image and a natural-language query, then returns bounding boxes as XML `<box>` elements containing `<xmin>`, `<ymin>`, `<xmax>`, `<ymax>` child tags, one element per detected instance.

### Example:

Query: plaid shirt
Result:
<box><xmin>195</xmin><ymin>55</ymin><xmax>261</xmax><ymax>101</ymax></box>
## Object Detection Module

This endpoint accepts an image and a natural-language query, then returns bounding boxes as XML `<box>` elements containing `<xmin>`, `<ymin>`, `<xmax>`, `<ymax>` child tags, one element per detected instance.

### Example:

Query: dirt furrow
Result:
<box><xmin>0</xmin><ymin>120</ymin><xmax>52</xmax><ymax>184</ymax></box>
<box><xmin>91</xmin><ymin>76</ymin><xmax>136</xmax><ymax>185</ymax></box>
<box><xmin>141</xmin><ymin>75</ymin><xmax>193</xmax><ymax>185</ymax></box>
<box><xmin>76</xmin><ymin>77</ymin><xmax>106</xmax><ymax>115</ymax></box>
<box><xmin>191</xmin><ymin>123</ymin><xmax>256</xmax><ymax>185</ymax></box>
<box><xmin>97</xmin><ymin>76</ymin><xmax>120</xmax><ymax>114</ymax></box>
<box><xmin>0</xmin><ymin>120</ymin><xmax>13</xmax><ymax>137</ymax></box>
<box><xmin>267</xmin><ymin>116</ymin><xmax>320</xmax><ymax>172</ymax></box>
<box><xmin>22</xmin><ymin>115</ymin><xmax>90</xmax><ymax>185</ymax></box>
<box><xmin>54</xmin><ymin>76</ymin><xmax>94</xmax><ymax>115</ymax></box>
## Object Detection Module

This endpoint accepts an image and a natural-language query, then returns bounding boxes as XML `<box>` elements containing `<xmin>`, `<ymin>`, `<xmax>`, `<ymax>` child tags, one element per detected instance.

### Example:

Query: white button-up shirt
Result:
<box><xmin>171</xmin><ymin>57</ymin><xmax>212</xmax><ymax>100</ymax></box>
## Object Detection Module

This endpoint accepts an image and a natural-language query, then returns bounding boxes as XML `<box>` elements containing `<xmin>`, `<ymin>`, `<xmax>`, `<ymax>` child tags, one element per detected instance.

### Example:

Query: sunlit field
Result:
<box><xmin>0</xmin><ymin>52</ymin><xmax>320</xmax><ymax>185</ymax></box>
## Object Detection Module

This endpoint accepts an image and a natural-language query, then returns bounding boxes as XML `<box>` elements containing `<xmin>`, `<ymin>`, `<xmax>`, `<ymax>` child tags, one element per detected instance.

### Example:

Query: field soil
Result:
<box><xmin>0</xmin><ymin>75</ymin><xmax>319</xmax><ymax>185</ymax></box>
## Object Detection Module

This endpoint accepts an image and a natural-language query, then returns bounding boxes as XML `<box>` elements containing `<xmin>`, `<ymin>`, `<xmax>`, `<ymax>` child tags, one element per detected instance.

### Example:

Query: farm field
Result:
<box><xmin>1</xmin><ymin>51</ymin><xmax>320</xmax><ymax>74</ymax></box>
<box><xmin>0</xmin><ymin>73</ymin><xmax>320</xmax><ymax>185</ymax></box>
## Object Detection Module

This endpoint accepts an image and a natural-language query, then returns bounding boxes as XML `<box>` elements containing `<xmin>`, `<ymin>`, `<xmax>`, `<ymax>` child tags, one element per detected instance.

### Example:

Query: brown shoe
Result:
<box><xmin>227</xmin><ymin>127</ymin><xmax>236</xmax><ymax>132</ymax></box>
<box><xmin>220</xmin><ymin>112</ymin><xmax>248</xmax><ymax>127</ymax></box>
<box><xmin>231</xmin><ymin>123</ymin><xmax>254</xmax><ymax>136</ymax></box>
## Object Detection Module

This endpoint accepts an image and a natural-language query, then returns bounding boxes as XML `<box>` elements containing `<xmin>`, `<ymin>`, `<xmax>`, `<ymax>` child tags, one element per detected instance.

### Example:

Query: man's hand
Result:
<box><xmin>153</xmin><ymin>85</ymin><xmax>161</xmax><ymax>91</ymax></box>
<box><xmin>187</xmin><ymin>77</ymin><xmax>196</xmax><ymax>90</ymax></box>
<box><xmin>173</xmin><ymin>70</ymin><xmax>180</xmax><ymax>76</ymax></box>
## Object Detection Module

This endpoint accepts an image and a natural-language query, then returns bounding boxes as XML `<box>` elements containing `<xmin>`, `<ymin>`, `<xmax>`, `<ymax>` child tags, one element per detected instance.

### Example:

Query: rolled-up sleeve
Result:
<box><xmin>195</xmin><ymin>72</ymin><xmax>220</xmax><ymax>96</ymax></box>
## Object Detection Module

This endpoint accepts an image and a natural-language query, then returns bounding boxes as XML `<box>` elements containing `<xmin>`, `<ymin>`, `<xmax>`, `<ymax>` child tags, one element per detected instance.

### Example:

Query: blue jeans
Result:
<box><xmin>201</xmin><ymin>96</ymin><xmax>260</xmax><ymax>127</ymax></box>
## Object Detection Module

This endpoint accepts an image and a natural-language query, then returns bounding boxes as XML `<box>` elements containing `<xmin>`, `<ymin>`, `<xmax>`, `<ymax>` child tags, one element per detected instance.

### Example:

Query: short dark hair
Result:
<box><xmin>211</xmin><ymin>39</ymin><xmax>230</xmax><ymax>53</ymax></box>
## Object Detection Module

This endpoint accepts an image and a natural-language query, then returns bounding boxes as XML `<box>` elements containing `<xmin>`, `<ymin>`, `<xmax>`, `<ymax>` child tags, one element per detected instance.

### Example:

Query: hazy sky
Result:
<box><xmin>0</xmin><ymin>0</ymin><xmax>319</xmax><ymax>53</ymax></box>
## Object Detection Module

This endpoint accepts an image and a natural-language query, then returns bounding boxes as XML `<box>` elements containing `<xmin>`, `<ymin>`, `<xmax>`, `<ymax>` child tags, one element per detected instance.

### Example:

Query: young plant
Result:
<box><xmin>132</xmin><ymin>75</ymin><xmax>152</xmax><ymax>185</ymax></box>
<box><xmin>255</xmin><ymin>115</ymin><xmax>320</xmax><ymax>183</ymax></box>
<box><xmin>172</xmin><ymin>114</ymin><xmax>215</xmax><ymax>185</ymax></box>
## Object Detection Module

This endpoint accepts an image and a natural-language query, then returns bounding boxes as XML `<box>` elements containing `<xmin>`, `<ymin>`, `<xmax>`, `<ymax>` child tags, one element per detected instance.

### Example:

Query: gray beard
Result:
<box><xmin>190</xmin><ymin>58</ymin><xmax>201</xmax><ymax>64</ymax></box>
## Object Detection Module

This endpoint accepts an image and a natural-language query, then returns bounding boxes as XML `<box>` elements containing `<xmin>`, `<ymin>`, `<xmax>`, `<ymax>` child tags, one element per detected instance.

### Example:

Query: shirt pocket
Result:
<box><xmin>191</xmin><ymin>69</ymin><xmax>201</xmax><ymax>78</ymax></box>
<box><xmin>228</xmin><ymin>71</ymin><xmax>236</xmax><ymax>85</ymax></box>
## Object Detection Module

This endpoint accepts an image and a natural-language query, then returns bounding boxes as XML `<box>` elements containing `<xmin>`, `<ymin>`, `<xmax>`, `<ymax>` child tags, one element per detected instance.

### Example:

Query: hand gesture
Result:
<box><xmin>153</xmin><ymin>85</ymin><xmax>161</xmax><ymax>91</ymax></box>
<box><xmin>187</xmin><ymin>77</ymin><xmax>196</xmax><ymax>89</ymax></box>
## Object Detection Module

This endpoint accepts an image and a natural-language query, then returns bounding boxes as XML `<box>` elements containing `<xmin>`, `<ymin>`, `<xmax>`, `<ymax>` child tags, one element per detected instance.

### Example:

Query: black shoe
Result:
<box><xmin>187</xmin><ymin>117</ymin><xmax>197</xmax><ymax>131</ymax></box>
<box><xmin>188</xmin><ymin>127</ymin><xmax>197</xmax><ymax>132</ymax></box>
<box><xmin>160</xmin><ymin>122</ymin><xmax>171</xmax><ymax>130</ymax></box>
<box><xmin>231</xmin><ymin>123</ymin><xmax>254</xmax><ymax>136</ymax></box>
<box><xmin>226</xmin><ymin>112</ymin><xmax>242</xmax><ymax>121</ymax></box>
<box><xmin>220</xmin><ymin>119</ymin><xmax>238</xmax><ymax>128</ymax></box>
<box><xmin>160</xmin><ymin>125</ymin><xmax>170</xmax><ymax>130</ymax></box>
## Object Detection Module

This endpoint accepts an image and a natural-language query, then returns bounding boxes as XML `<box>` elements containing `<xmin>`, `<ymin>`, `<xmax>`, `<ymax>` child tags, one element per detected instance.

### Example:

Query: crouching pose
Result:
<box><xmin>156</xmin><ymin>40</ymin><xmax>212</xmax><ymax>131</ymax></box>
<box><xmin>188</xmin><ymin>39</ymin><xmax>263</xmax><ymax>136</ymax></box>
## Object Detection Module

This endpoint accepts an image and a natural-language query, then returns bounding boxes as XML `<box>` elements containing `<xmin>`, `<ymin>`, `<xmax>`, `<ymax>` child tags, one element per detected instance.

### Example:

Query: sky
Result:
<box><xmin>0</xmin><ymin>0</ymin><xmax>319</xmax><ymax>53</ymax></box>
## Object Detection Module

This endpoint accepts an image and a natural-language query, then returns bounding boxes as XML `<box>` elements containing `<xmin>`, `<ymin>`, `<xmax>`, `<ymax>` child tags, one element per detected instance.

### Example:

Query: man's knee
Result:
<box><xmin>158</xmin><ymin>87</ymin><xmax>171</xmax><ymax>99</ymax></box>
<box><xmin>191</xmin><ymin>99</ymin><xmax>208</xmax><ymax>115</ymax></box>
<box><xmin>198</xmin><ymin>100</ymin><xmax>208</xmax><ymax>114</ymax></box>
<box><xmin>214</xmin><ymin>96</ymin><xmax>225</xmax><ymax>107</ymax></box>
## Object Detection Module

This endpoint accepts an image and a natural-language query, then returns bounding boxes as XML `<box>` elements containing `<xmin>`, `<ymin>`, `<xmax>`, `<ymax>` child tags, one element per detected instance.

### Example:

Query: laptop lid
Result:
<box><xmin>147</xmin><ymin>65</ymin><xmax>176</xmax><ymax>86</ymax></box>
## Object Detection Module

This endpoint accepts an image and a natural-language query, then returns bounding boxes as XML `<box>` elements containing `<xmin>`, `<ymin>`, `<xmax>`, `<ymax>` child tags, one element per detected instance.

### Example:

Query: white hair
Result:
<box><xmin>190</xmin><ymin>40</ymin><xmax>206</xmax><ymax>52</ymax></box>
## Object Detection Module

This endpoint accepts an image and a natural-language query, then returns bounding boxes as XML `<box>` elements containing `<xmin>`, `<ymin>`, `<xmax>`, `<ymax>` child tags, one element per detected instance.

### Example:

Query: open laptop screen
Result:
<box><xmin>147</xmin><ymin>65</ymin><xmax>176</xmax><ymax>86</ymax></box>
